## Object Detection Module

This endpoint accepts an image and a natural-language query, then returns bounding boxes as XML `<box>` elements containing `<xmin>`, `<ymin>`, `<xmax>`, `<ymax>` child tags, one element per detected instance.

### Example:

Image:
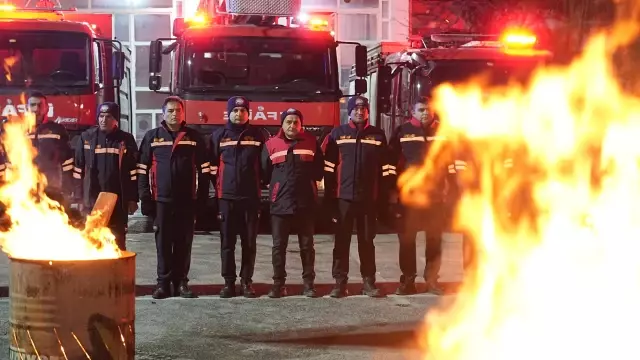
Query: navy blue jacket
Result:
<box><xmin>388</xmin><ymin>118</ymin><xmax>467</xmax><ymax>204</ymax></box>
<box><xmin>262</xmin><ymin>129</ymin><xmax>324</xmax><ymax>214</ymax></box>
<box><xmin>209</xmin><ymin>123</ymin><xmax>267</xmax><ymax>201</ymax></box>
<box><xmin>29</xmin><ymin>122</ymin><xmax>74</xmax><ymax>194</ymax></box>
<box><xmin>73</xmin><ymin>126</ymin><xmax>139</xmax><ymax>208</ymax></box>
<box><xmin>321</xmin><ymin>120</ymin><xmax>391</xmax><ymax>203</ymax></box>
<box><xmin>137</xmin><ymin>121</ymin><xmax>209</xmax><ymax>203</ymax></box>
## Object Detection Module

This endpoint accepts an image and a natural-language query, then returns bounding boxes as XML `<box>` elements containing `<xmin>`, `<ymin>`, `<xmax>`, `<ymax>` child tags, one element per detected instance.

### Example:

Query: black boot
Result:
<box><xmin>219</xmin><ymin>281</ymin><xmax>236</xmax><ymax>298</ymax></box>
<box><xmin>241</xmin><ymin>280</ymin><xmax>257</xmax><ymax>298</ymax></box>
<box><xmin>395</xmin><ymin>275</ymin><xmax>417</xmax><ymax>295</ymax></box>
<box><xmin>329</xmin><ymin>282</ymin><xmax>348</xmax><ymax>298</ymax></box>
<box><xmin>152</xmin><ymin>283</ymin><xmax>170</xmax><ymax>300</ymax></box>
<box><xmin>267</xmin><ymin>283</ymin><xmax>287</xmax><ymax>298</ymax></box>
<box><xmin>303</xmin><ymin>282</ymin><xmax>317</xmax><ymax>298</ymax></box>
<box><xmin>362</xmin><ymin>277</ymin><xmax>383</xmax><ymax>297</ymax></box>
<box><xmin>174</xmin><ymin>281</ymin><xmax>197</xmax><ymax>298</ymax></box>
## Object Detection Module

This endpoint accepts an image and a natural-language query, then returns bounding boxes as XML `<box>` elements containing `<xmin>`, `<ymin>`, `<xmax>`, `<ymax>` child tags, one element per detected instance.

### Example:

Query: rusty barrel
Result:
<box><xmin>8</xmin><ymin>251</ymin><xmax>136</xmax><ymax>360</ymax></box>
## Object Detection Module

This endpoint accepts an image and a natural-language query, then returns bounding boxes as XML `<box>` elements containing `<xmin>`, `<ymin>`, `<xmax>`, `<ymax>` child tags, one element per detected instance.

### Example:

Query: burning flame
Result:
<box><xmin>400</xmin><ymin>9</ymin><xmax>640</xmax><ymax>360</ymax></box>
<box><xmin>0</xmin><ymin>59</ymin><xmax>120</xmax><ymax>261</ymax></box>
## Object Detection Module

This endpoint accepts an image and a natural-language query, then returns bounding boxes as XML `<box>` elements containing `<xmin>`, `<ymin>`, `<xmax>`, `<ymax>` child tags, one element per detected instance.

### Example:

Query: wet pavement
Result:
<box><xmin>0</xmin><ymin>218</ymin><xmax>463</xmax><ymax>359</ymax></box>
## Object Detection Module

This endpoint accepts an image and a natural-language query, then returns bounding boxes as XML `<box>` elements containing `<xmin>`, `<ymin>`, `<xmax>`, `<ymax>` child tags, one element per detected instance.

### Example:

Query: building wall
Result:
<box><xmin>57</xmin><ymin>0</ymin><xmax>409</xmax><ymax>138</ymax></box>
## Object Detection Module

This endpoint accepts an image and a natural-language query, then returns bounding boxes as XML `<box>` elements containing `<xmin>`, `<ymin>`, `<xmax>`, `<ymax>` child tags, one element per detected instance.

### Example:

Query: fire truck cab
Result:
<box><xmin>350</xmin><ymin>29</ymin><xmax>553</xmax><ymax>138</ymax></box>
<box><xmin>0</xmin><ymin>3</ymin><xmax>133</xmax><ymax>145</ymax></box>
<box><xmin>148</xmin><ymin>0</ymin><xmax>368</xmax><ymax>230</ymax></box>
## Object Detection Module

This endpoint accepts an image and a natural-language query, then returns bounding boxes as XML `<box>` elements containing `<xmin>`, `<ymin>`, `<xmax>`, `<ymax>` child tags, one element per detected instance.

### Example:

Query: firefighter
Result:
<box><xmin>261</xmin><ymin>108</ymin><xmax>324</xmax><ymax>298</ymax></box>
<box><xmin>209</xmin><ymin>96</ymin><xmax>266</xmax><ymax>298</ymax></box>
<box><xmin>388</xmin><ymin>96</ymin><xmax>462</xmax><ymax>295</ymax></box>
<box><xmin>137</xmin><ymin>96</ymin><xmax>209</xmax><ymax>299</ymax></box>
<box><xmin>26</xmin><ymin>91</ymin><xmax>74</xmax><ymax>208</ymax></box>
<box><xmin>72</xmin><ymin>102</ymin><xmax>139</xmax><ymax>250</ymax></box>
<box><xmin>321</xmin><ymin>96</ymin><xmax>391</xmax><ymax>298</ymax></box>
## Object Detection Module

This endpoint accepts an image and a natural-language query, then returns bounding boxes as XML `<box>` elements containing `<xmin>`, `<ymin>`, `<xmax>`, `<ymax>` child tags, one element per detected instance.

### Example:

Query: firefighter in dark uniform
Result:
<box><xmin>72</xmin><ymin>102</ymin><xmax>139</xmax><ymax>250</ymax></box>
<box><xmin>388</xmin><ymin>96</ymin><xmax>465</xmax><ymax>295</ymax></box>
<box><xmin>321</xmin><ymin>96</ymin><xmax>392</xmax><ymax>298</ymax></box>
<box><xmin>209</xmin><ymin>96</ymin><xmax>266</xmax><ymax>298</ymax></box>
<box><xmin>26</xmin><ymin>91</ymin><xmax>74</xmax><ymax>207</ymax></box>
<box><xmin>137</xmin><ymin>96</ymin><xmax>209</xmax><ymax>300</ymax></box>
<box><xmin>262</xmin><ymin>108</ymin><xmax>324</xmax><ymax>298</ymax></box>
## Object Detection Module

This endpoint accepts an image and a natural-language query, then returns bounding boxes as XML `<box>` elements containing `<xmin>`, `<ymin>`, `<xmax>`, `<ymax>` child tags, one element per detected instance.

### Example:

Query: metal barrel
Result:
<box><xmin>8</xmin><ymin>251</ymin><xmax>136</xmax><ymax>360</ymax></box>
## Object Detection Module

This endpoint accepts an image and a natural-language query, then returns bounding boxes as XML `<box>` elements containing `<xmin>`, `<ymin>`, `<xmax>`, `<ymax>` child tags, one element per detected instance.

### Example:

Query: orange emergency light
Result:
<box><xmin>500</xmin><ymin>29</ymin><xmax>537</xmax><ymax>48</ymax></box>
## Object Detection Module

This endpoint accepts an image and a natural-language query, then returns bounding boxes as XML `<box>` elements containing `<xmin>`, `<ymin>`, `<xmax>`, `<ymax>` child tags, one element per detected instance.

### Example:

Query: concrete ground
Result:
<box><xmin>0</xmin><ymin>217</ymin><xmax>463</xmax><ymax>359</ymax></box>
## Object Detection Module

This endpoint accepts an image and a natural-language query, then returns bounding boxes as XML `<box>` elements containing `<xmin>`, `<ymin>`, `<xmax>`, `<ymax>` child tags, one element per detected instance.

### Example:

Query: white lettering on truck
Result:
<box><xmin>1</xmin><ymin>99</ymin><xmax>54</xmax><ymax>118</ymax></box>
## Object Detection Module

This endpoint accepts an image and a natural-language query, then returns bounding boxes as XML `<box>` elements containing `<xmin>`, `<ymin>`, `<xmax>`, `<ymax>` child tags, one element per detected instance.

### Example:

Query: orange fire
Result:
<box><xmin>0</xmin><ymin>60</ymin><xmax>120</xmax><ymax>261</ymax></box>
<box><xmin>400</xmin><ymin>11</ymin><xmax>640</xmax><ymax>360</ymax></box>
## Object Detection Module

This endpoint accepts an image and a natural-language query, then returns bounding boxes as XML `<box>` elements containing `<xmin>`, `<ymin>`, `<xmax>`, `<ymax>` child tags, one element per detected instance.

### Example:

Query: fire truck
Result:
<box><xmin>350</xmin><ymin>29</ymin><xmax>553</xmax><ymax>139</ymax></box>
<box><xmin>0</xmin><ymin>3</ymin><xmax>133</xmax><ymax>145</ymax></box>
<box><xmin>148</xmin><ymin>0</ymin><xmax>368</xmax><ymax>230</ymax></box>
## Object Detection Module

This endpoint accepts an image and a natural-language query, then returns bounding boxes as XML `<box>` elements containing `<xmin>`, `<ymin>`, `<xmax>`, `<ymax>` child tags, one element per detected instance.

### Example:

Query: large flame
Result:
<box><xmin>400</xmin><ymin>10</ymin><xmax>640</xmax><ymax>360</ymax></box>
<box><xmin>1</xmin><ymin>61</ymin><xmax>120</xmax><ymax>261</ymax></box>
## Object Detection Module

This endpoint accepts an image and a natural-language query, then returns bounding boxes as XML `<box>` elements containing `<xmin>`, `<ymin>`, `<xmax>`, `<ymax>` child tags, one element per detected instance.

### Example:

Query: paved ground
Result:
<box><xmin>0</xmin><ymin>221</ymin><xmax>464</xmax><ymax>359</ymax></box>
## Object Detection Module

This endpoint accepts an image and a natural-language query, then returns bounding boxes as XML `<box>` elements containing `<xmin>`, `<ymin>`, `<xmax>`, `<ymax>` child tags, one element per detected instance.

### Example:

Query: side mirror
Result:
<box><xmin>354</xmin><ymin>45</ymin><xmax>367</xmax><ymax>78</ymax></box>
<box><xmin>112</xmin><ymin>51</ymin><xmax>125</xmax><ymax>81</ymax></box>
<box><xmin>354</xmin><ymin>78</ymin><xmax>367</xmax><ymax>94</ymax></box>
<box><xmin>149</xmin><ymin>75</ymin><xmax>162</xmax><ymax>91</ymax></box>
<box><xmin>377</xmin><ymin>65</ymin><xmax>392</xmax><ymax>113</ymax></box>
<box><xmin>149</xmin><ymin>40</ymin><xmax>163</xmax><ymax>91</ymax></box>
<box><xmin>149</xmin><ymin>40</ymin><xmax>163</xmax><ymax>74</ymax></box>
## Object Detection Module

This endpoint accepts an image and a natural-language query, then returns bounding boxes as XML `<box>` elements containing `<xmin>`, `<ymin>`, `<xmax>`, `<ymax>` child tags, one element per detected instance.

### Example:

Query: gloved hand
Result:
<box><xmin>324</xmin><ymin>197</ymin><xmax>339</xmax><ymax>224</ymax></box>
<box><xmin>140</xmin><ymin>199</ymin><xmax>156</xmax><ymax>218</ymax></box>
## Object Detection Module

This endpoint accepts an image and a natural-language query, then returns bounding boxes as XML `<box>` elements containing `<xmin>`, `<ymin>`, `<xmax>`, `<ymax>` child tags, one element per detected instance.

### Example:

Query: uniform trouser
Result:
<box><xmin>271</xmin><ymin>212</ymin><xmax>316</xmax><ymax>284</ymax></box>
<box><xmin>398</xmin><ymin>204</ymin><xmax>451</xmax><ymax>283</ymax></box>
<box><xmin>332</xmin><ymin>199</ymin><xmax>377</xmax><ymax>284</ymax></box>
<box><xmin>155</xmin><ymin>201</ymin><xmax>195</xmax><ymax>286</ymax></box>
<box><xmin>109</xmin><ymin>201</ymin><xmax>127</xmax><ymax>251</ymax></box>
<box><xmin>218</xmin><ymin>199</ymin><xmax>259</xmax><ymax>283</ymax></box>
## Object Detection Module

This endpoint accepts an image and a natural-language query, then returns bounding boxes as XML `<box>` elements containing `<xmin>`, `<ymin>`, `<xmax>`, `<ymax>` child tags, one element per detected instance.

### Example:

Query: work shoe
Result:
<box><xmin>329</xmin><ymin>283</ymin><xmax>348</xmax><ymax>298</ymax></box>
<box><xmin>241</xmin><ymin>281</ymin><xmax>257</xmax><ymax>298</ymax></box>
<box><xmin>267</xmin><ymin>284</ymin><xmax>287</xmax><ymax>298</ymax></box>
<box><xmin>303</xmin><ymin>282</ymin><xmax>318</xmax><ymax>298</ymax></box>
<box><xmin>362</xmin><ymin>277</ymin><xmax>383</xmax><ymax>298</ymax></box>
<box><xmin>219</xmin><ymin>282</ymin><xmax>236</xmax><ymax>298</ymax></box>
<box><xmin>425</xmin><ymin>283</ymin><xmax>444</xmax><ymax>296</ymax></box>
<box><xmin>395</xmin><ymin>275</ymin><xmax>417</xmax><ymax>296</ymax></box>
<box><xmin>174</xmin><ymin>282</ymin><xmax>197</xmax><ymax>298</ymax></box>
<box><xmin>151</xmin><ymin>285</ymin><xmax>170</xmax><ymax>300</ymax></box>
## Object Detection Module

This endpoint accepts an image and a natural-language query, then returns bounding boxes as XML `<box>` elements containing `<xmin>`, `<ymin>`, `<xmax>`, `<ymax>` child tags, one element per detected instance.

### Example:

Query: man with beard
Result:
<box><xmin>26</xmin><ymin>91</ymin><xmax>74</xmax><ymax>207</ymax></box>
<box><xmin>388</xmin><ymin>96</ymin><xmax>464</xmax><ymax>295</ymax></box>
<box><xmin>321</xmin><ymin>96</ymin><xmax>391</xmax><ymax>298</ymax></box>
<box><xmin>138</xmin><ymin>96</ymin><xmax>209</xmax><ymax>299</ymax></box>
<box><xmin>209</xmin><ymin>96</ymin><xmax>266</xmax><ymax>298</ymax></box>
<box><xmin>72</xmin><ymin>102</ymin><xmax>139</xmax><ymax>250</ymax></box>
<box><xmin>262</xmin><ymin>108</ymin><xmax>324</xmax><ymax>298</ymax></box>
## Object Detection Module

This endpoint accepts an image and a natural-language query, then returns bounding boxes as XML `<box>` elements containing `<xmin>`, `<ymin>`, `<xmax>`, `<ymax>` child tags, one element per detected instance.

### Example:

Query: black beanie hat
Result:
<box><xmin>280</xmin><ymin>108</ymin><xmax>303</xmax><ymax>124</ymax></box>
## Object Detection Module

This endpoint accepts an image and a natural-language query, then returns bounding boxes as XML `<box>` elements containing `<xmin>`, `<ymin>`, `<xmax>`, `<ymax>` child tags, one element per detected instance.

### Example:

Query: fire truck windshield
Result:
<box><xmin>413</xmin><ymin>58</ymin><xmax>543</xmax><ymax>99</ymax></box>
<box><xmin>0</xmin><ymin>31</ymin><xmax>91</xmax><ymax>91</ymax></box>
<box><xmin>183</xmin><ymin>37</ymin><xmax>337</xmax><ymax>94</ymax></box>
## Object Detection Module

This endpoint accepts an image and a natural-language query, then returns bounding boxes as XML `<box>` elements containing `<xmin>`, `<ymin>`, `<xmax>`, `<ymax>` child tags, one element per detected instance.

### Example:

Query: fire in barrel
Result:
<box><xmin>1</xmin><ymin>61</ymin><xmax>135</xmax><ymax>360</ymax></box>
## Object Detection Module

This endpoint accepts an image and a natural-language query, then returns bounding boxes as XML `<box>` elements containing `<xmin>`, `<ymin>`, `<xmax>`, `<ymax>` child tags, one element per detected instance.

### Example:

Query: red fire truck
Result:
<box><xmin>351</xmin><ymin>29</ymin><xmax>553</xmax><ymax>139</ymax></box>
<box><xmin>0</xmin><ymin>3</ymin><xmax>133</xmax><ymax>145</ymax></box>
<box><xmin>148</xmin><ymin>0</ymin><xmax>368</xmax><ymax>230</ymax></box>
